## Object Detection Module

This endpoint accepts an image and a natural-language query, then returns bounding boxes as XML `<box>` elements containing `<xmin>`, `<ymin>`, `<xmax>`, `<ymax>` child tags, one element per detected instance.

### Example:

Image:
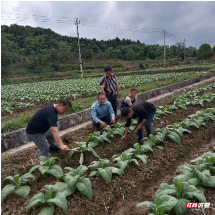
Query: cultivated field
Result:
<box><xmin>1</xmin><ymin>82</ymin><xmax>215</xmax><ymax>215</ymax></box>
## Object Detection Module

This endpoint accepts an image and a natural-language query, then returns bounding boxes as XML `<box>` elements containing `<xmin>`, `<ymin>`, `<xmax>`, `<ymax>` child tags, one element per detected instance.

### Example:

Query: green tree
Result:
<box><xmin>197</xmin><ymin>44</ymin><xmax>214</xmax><ymax>60</ymax></box>
<box><xmin>126</xmin><ymin>49</ymin><xmax>136</xmax><ymax>60</ymax></box>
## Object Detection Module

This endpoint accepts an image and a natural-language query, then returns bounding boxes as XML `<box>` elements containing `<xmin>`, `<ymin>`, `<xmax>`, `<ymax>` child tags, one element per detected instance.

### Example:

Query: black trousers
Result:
<box><xmin>106</xmin><ymin>94</ymin><xmax>117</xmax><ymax>120</ymax></box>
<box><xmin>92</xmin><ymin>116</ymin><xmax>111</xmax><ymax>131</ymax></box>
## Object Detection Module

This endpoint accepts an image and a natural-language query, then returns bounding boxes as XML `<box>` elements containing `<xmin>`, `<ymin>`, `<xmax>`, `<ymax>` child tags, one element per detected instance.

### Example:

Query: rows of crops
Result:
<box><xmin>2</xmin><ymin>82</ymin><xmax>215</xmax><ymax>214</ymax></box>
<box><xmin>1</xmin><ymin>72</ymin><xmax>196</xmax><ymax>102</ymax></box>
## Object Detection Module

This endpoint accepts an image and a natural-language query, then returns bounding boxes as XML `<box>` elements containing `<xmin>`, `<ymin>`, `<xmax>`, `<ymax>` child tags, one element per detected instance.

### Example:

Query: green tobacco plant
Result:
<box><xmin>68</xmin><ymin>142</ymin><xmax>100</xmax><ymax>165</ymax></box>
<box><xmin>27</xmin><ymin>185</ymin><xmax>67</xmax><ymax>215</ymax></box>
<box><xmin>124</xmin><ymin>143</ymin><xmax>151</xmax><ymax>165</ymax></box>
<box><xmin>86</xmin><ymin>132</ymin><xmax>111</xmax><ymax>148</ymax></box>
<box><xmin>113</xmin><ymin>151</ymin><xmax>139</xmax><ymax>171</ymax></box>
<box><xmin>1</xmin><ymin>171</ymin><xmax>35</xmax><ymax>203</ymax></box>
<box><xmin>155</xmin><ymin>181</ymin><xmax>206</xmax><ymax>215</ymax></box>
<box><xmin>137</xmin><ymin>194</ymin><xmax>178</xmax><ymax>215</ymax></box>
<box><xmin>191</xmin><ymin>152</ymin><xmax>215</xmax><ymax>172</ymax></box>
<box><xmin>62</xmin><ymin>165</ymin><xmax>93</xmax><ymax>200</ymax></box>
<box><xmin>89</xmin><ymin>159</ymin><xmax>123</xmax><ymax>183</ymax></box>
<box><xmin>29</xmin><ymin>156</ymin><xmax>63</xmax><ymax>178</ymax></box>
<box><xmin>174</xmin><ymin>164</ymin><xmax>215</xmax><ymax>188</ymax></box>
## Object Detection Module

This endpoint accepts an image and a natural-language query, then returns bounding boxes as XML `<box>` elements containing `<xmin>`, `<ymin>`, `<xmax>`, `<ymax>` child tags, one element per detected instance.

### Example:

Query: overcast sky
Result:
<box><xmin>1</xmin><ymin>1</ymin><xmax>215</xmax><ymax>48</ymax></box>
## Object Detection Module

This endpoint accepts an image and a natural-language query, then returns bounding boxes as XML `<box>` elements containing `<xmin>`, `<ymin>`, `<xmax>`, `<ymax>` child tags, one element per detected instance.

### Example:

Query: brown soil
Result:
<box><xmin>1</xmin><ymin>98</ymin><xmax>215</xmax><ymax>215</ymax></box>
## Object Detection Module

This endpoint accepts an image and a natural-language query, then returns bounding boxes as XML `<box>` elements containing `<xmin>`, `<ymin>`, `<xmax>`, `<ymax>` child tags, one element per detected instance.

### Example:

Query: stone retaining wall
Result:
<box><xmin>1</xmin><ymin>73</ymin><xmax>214</xmax><ymax>153</ymax></box>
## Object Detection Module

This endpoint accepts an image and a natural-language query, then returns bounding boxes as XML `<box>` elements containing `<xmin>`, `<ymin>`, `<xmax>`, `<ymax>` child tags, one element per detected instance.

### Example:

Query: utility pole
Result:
<box><xmin>75</xmin><ymin>18</ymin><xmax>83</xmax><ymax>78</ymax></box>
<box><xmin>163</xmin><ymin>29</ymin><xmax>166</xmax><ymax>67</ymax></box>
<box><xmin>183</xmin><ymin>38</ymin><xmax>185</xmax><ymax>60</ymax></box>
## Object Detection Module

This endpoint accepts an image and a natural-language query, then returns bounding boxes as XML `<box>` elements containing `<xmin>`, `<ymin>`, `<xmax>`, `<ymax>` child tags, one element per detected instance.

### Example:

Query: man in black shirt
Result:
<box><xmin>120</xmin><ymin>101</ymin><xmax>156</xmax><ymax>143</ymax></box>
<box><xmin>26</xmin><ymin>98</ymin><xmax>71</xmax><ymax>157</ymax></box>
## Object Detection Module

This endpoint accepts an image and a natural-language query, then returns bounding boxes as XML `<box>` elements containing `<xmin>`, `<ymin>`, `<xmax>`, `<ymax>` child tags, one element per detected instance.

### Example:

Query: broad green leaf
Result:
<box><xmin>39</xmin><ymin>166</ymin><xmax>49</xmax><ymax>175</ymax></box>
<box><xmin>38</xmin><ymin>206</ymin><xmax>55</xmax><ymax>215</ymax></box>
<box><xmin>53</xmin><ymin>182</ymin><xmax>75</xmax><ymax>197</ymax></box>
<box><xmin>76</xmin><ymin>177</ymin><xmax>93</xmax><ymax>200</ymax></box>
<box><xmin>89</xmin><ymin>171</ymin><xmax>99</xmax><ymax>177</ymax></box>
<box><xmin>27</xmin><ymin>193</ymin><xmax>45</xmax><ymax>210</ymax></box>
<box><xmin>1</xmin><ymin>184</ymin><xmax>16</xmax><ymax>203</ymax></box>
<box><xmin>29</xmin><ymin>165</ymin><xmax>40</xmax><ymax>173</ymax></box>
<box><xmin>168</xmin><ymin>132</ymin><xmax>181</xmax><ymax>144</ymax></box>
<box><xmin>184</xmin><ymin>185</ymin><xmax>206</xmax><ymax>203</ymax></box>
<box><xmin>88</xmin><ymin>142</ymin><xmax>99</xmax><ymax>148</ymax></box>
<box><xmin>173</xmin><ymin>198</ymin><xmax>189</xmax><ymax>215</ymax></box>
<box><xmin>98</xmin><ymin>168</ymin><xmax>112</xmax><ymax>183</ymax></box>
<box><xmin>14</xmin><ymin>185</ymin><xmax>30</xmax><ymax>197</ymax></box>
<box><xmin>155</xmin><ymin>146</ymin><xmax>164</xmax><ymax>150</ymax></box>
<box><xmin>136</xmin><ymin>155</ymin><xmax>148</xmax><ymax>165</ymax></box>
<box><xmin>47</xmin><ymin>165</ymin><xmax>63</xmax><ymax>177</ymax></box>
<box><xmin>116</xmin><ymin>160</ymin><xmax>129</xmax><ymax>171</ymax></box>
<box><xmin>110</xmin><ymin>167</ymin><xmax>124</xmax><ymax>175</ymax></box>
<box><xmin>3</xmin><ymin>176</ymin><xmax>14</xmax><ymax>182</ymax></box>
<box><xmin>76</xmin><ymin>165</ymin><xmax>88</xmax><ymax>176</ymax></box>
<box><xmin>65</xmin><ymin>175</ymin><xmax>80</xmax><ymax>189</ymax></box>
<box><xmin>22</xmin><ymin>173</ymin><xmax>36</xmax><ymax>180</ymax></box>
<box><xmin>159</xmin><ymin>195</ymin><xmax>178</xmax><ymax>212</ymax></box>
<box><xmin>136</xmin><ymin>201</ymin><xmax>156</xmax><ymax>213</ymax></box>
<box><xmin>47</xmin><ymin>192</ymin><xmax>67</xmax><ymax>210</ymax></box>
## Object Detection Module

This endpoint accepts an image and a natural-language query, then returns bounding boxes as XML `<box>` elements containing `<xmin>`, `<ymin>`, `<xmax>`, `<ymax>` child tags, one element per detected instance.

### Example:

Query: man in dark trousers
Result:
<box><xmin>91</xmin><ymin>93</ymin><xmax>116</xmax><ymax>131</ymax></box>
<box><xmin>120</xmin><ymin>100</ymin><xmax>156</xmax><ymax>143</ymax></box>
<box><xmin>100</xmin><ymin>66</ymin><xmax>119</xmax><ymax>121</ymax></box>
<box><xmin>26</xmin><ymin>98</ymin><xmax>71</xmax><ymax>157</ymax></box>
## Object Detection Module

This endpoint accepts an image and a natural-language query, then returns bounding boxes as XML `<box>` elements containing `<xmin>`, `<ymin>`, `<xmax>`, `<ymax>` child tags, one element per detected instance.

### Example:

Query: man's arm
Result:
<box><xmin>91</xmin><ymin>105</ymin><xmax>100</xmax><ymax>124</ymax></box>
<box><xmin>124</xmin><ymin>97</ymin><xmax>133</xmax><ymax>107</ymax></box>
<box><xmin>51</xmin><ymin>127</ymin><xmax>70</xmax><ymax>152</ymax></box>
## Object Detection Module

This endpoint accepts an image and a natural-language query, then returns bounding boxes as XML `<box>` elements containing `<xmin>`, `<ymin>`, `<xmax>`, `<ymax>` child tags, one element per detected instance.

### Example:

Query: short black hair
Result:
<box><xmin>131</xmin><ymin>89</ymin><xmax>137</xmax><ymax>92</ymax></box>
<box><xmin>97</xmin><ymin>93</ymin><xmax>105</xmax><ymax>99</ymax></box>
<box><xmin>104</xmin><ymin>66</ymin><xmax>112</xmax><ymax>72</ymax></box>
<box><xmin>121</xmin><ymin>107</ymin><xmax>131</xmax><ymax>117</ymax></box>
<box><xmin>58</xmin><ymin>98</ymin><xmax>72</xmax><ymax>107</ymax></box>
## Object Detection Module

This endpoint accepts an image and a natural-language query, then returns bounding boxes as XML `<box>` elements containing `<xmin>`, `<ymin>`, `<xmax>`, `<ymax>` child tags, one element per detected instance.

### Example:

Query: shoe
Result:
<box><xmin>49</xmin><ymin>146</ymin><xmax>61</xmax><ymax>153</ymax></box>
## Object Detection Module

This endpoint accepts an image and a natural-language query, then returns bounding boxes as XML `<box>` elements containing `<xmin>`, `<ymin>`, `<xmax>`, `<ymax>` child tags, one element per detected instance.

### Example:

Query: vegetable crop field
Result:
<box><xmin>1</xmin><ymin>81</ymin><xmax>215</xmax><ymax>215</ymax></box>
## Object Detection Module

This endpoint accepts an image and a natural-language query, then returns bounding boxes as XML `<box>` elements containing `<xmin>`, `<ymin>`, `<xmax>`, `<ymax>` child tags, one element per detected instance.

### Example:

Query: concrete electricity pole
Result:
<box><xmin>163</xmin><ymin>29</ymin><xmax>166</xmax><ymax>67</ymax></box>
<box><xmin>75</xmin><ymin>18</ymin><xmax>83</xmax><ymax>78</ymax></box>
<box><xmin>183</xmin><ymin>38</ymin><xmax>186</xmax><ymax>60</ymax></box>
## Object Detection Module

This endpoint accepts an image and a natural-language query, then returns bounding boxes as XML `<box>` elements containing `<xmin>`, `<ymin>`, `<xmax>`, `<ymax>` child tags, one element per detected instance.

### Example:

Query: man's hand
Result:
<box><xmin>137</xmin><ymin>124</ymin><xmax>143</xmax><ymax>130</ymax></box>
<box><xmin>111</xmin><ymin>117</ymin><xmax>115</xmax><ymax>124</ymax></box>
<box><xmin>59</xmin><ymin>144</ymin><xmax>70</xmax><ymax>153</ymax></box>
<box><xmin>121</xmin><ymin>135</ymin><xmax>127</xmax><ymax>142</ymax></box>
<box><xmin>100</xmin><ymin>121</ymin><xmax>107</xmax><ymax>128</ymax></box>
<box><xmin>117</xmin><ymin>92</ymin><xmax>120</xmax><ymax>98</ymax></box>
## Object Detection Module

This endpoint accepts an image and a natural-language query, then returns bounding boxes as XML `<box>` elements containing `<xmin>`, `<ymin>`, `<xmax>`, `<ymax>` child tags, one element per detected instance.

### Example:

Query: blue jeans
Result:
<box><xmin>137</xmin><ymin>108</ymin><xmax>156</xmax><ymax>142</ymax></box>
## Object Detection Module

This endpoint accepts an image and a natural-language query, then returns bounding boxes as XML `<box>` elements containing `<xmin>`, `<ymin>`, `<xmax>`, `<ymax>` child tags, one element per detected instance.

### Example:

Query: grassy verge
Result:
<box><xmin>1</xmin><ymin>72</ymin><xmax>212</xmax><ymax>133</ymax></box>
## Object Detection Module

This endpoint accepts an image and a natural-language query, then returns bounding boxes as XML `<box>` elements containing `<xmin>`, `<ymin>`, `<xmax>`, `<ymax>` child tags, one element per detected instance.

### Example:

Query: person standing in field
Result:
<box><xmin>26</xmin><ymin>98</ymin><xmax>71</xmax><ymax>157</ymax></box>
<box><xmin>120</xmin><ymin>89</ymin><xmax>137</xmax><ymax>110</ymax></box>
<box><xmin>120</xmin><ymin>100</ymin><xmax>156</xmax><ymax>144</ymax></box>
<box><xmin>100</xmin><ymin>66</ymin><xmax>119</xmax><ymax>121</ymax></box>
<box><xmin>91</xmin><ymin>93</ymin><xmax>116</xmax><ymax>131</ymax></box>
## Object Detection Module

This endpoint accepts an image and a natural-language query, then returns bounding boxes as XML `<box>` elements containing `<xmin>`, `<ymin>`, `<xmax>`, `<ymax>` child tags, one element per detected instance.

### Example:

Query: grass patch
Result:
<box><xmin>1</xmin><ymin>114</ymin><xmax>33</xmax><ymax>133</ymax></box>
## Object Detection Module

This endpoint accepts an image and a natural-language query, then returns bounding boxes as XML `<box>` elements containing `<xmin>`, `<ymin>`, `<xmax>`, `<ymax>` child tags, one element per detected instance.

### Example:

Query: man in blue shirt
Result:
<box><xmin>91</xmin><ymin>93</ymin><xmax>116</xmax><ymax>131</ymax></box>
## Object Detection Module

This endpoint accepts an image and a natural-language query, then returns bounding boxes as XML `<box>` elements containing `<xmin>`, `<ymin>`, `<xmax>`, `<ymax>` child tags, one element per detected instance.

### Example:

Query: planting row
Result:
<box><xmin>2</xmin><ymin>107</ymin><xmax>215</xmax><ymax>215</ymax></box>
<box><xmin>1</xmin><ymin>101</ymin><xmax>34</xmax><ymax>114</ymax></box>
<box><xmin>1</xmin><ymin>72</ymin><xmax>196</xmax><ymax>101</ymax></box>
<box><xmin>137</xmin><ymin>151</ymin><xmax>215</xmax><ymax>215</ymax></box>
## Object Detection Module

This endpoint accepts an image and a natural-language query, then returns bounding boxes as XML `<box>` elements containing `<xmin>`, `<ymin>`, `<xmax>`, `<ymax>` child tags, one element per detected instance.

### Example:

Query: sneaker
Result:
<box><xmin>49</xmin><ymin>145</ymin><xmax>61</xmax><ymax>153</ymax></box>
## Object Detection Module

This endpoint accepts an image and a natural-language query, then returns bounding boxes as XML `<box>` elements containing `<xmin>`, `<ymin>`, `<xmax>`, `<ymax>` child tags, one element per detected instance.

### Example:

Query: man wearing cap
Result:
<box><xmin>100</xmin><ymin>66</ymin><xmax>119</xmax><ymax>121</ymax></box>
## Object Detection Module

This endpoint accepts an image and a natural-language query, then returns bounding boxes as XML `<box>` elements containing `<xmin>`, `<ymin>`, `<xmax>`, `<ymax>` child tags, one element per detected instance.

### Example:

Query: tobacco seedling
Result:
<box><xmin>27</xmin><ymin>185</ymin><xmax>67</xmax><ymax>215</ymax></box>
<box><xmin>62</xmin><ymin>165</ymin><xmax>93</xmax><ymax>200</ymax></box>
<box><xmin>1</xmin><ymin>171</ymin><xmax>35</xmax><ymax>203</ymax></box>
<box><xmin>29</xmin><ymin>156</ymin><xmax>63</xmax><ymax>178</ymax></box>
<box><xmin>68</xmin><ymin>142</ymin><xmax>100</xmax><ymax>165</ymax></box>
<box><xmin>89</xmin><ymin>159</ymin><xmax>123</xmax><ymax>183</ymax></box>
<box><xmin>113</xmin><ymin>151</ymin><xmax>139</xmax><ymax>171</ymax></box>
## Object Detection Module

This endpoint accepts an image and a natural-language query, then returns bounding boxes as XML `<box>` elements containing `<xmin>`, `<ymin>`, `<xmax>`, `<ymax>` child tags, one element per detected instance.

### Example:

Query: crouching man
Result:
<box><xmin>91</xmin><ymin>93</ymin><xmax>116</xmax><ymax>131</ymax></box>
<box><xmin>121</xmin><ymin>100</ymin><xmax>156</xmax><ymax>143</ymax></box>
<box><xmin>26</xmin><ymin>98</ymin><xmax>71</xmax><ymax>157</ymax></box>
